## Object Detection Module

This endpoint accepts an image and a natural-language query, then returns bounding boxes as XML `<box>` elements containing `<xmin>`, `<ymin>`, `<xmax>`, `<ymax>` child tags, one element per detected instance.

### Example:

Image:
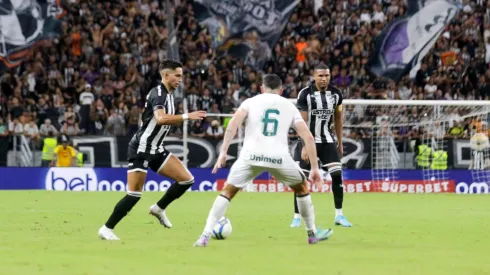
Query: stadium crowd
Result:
<box><xmin>0</xmin><ymin>0</ymin><xmax>489</xmax><ymax>145</ymax></box>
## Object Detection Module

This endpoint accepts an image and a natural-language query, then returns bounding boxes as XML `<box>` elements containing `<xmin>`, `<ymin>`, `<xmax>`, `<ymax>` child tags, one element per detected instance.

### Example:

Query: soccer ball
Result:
<box><xmin>470</xmin><ymin>133</ymin><xmax>489</xmax><ymax>151</ymax></box>
<box><xmin>211</xmin><ymin>217</ymin><xmax>232</xmax><ymax>240</ymax></box>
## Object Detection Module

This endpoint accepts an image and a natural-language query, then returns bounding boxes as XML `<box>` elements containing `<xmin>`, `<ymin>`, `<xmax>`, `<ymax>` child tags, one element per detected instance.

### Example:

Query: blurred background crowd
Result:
<box><xmin>0</xmin><ymin>0</ymin><xmax>489</xmax><ymax>148</ymax></box>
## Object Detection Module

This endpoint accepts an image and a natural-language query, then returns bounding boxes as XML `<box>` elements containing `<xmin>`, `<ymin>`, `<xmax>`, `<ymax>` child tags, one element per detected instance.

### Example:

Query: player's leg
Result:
<box><xmin>291</xmin><ymin>141</ymin><xmax>310</xmax><ymax>227</ymax></box>
<box><xmin>320</xmin><ymin>143</ymin><xmax>352</xmax><ymax>227</ymax></box>
<box><xmin>148</xmin><ymin>151</ymin><xmax>194</xmax><ymax>228</ymax></box>
<box><xmin>194</xmin><ymin>159</ymin><xmax>261</xmax><ymax>247</ymax></box>
<box><xmin>272</xmin><ymin>161</ymin><xmax>333</xmax><ymax>244</ymax></box>
<box><xmin>98</xmin><ymin>152</ymin><xmax>148</xmax><ymax>240</ymax></box>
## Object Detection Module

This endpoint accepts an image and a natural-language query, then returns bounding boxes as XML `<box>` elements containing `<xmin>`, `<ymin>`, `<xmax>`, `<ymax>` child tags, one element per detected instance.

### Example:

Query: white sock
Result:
<box><xmin>296</xmin><ymin>194</ymin><xmax>316</xmax><ymax>232</ymax></box>
<box><xmin>293</xmin><ymin>213</ymin><xmax>301</xmax><ymax>219</ymax></box>
<box><xmin>335</xmin><ymin>209</ymin><xmax>343</xmax><ymax>217</ymax></box>
<box><xmin>203</xmin><ymin>195</ymin><xmax>230</xmax><ymax>234</ymax></box>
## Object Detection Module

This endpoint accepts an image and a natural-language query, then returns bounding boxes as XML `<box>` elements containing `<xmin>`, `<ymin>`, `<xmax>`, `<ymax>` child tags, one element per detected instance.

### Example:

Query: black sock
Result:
<box><xmin>330</xmin><ymin>170</ymin><xmax>343</xmax><ymax>209</ymax></box>
<box><xmin>105</xmin><ymin>194</ymin><xmax>141</xmax><ymax>229</ymax></box>
<box><xmin>294</xmin><ymin>193</ymin><xmax>299</xmax><ymax>214</ymax></box>
<box><xmin>156</xmin><ymin>180</ymin><xmax>193</xmax><ymax>210</ymax></box>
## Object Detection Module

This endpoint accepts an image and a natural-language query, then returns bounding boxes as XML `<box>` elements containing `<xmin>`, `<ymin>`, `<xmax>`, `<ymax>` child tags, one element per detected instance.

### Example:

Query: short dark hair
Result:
<box><xmin>159</xmin><ymin>59</ymin><xmax>183</xmax><ymax>71</ymax></box>
<box><xmin>314</xmin><ymin>64</ymin><xmax>329</xmax><ymax>71</ymax></box>
<box><xmin>262</xmin><ymin>74</ymin><xmax>282</xmax><ymax>90</ymax></box>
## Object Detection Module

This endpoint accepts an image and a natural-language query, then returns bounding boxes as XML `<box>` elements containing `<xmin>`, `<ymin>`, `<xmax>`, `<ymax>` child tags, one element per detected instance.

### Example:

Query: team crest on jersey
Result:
<box><xmin>143</xmin><ymin>160</ymin><xmax>149</xmax><ymax>168</ymax></box>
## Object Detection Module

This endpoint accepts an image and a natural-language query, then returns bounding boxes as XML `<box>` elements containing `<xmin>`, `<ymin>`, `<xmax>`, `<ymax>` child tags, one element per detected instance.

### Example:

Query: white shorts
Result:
<box><xmin>226</xmin><ymin>157</ymin><xmax>306</xmax><ymax>189</ymax></box>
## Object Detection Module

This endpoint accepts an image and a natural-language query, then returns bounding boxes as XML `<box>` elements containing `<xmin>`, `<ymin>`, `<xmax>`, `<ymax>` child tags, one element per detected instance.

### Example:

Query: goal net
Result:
<box><xmin>320</xmin><ymin>99</ymin><xmax>490</xmax><ymax>189</ymax></box>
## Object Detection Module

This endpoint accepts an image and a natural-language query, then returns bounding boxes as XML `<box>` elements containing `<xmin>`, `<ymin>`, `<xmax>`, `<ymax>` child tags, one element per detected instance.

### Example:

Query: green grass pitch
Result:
<box><xmin>0</xmin><ymin>191</ymin><xmax>489</xmax><ymax>275</ymax></box>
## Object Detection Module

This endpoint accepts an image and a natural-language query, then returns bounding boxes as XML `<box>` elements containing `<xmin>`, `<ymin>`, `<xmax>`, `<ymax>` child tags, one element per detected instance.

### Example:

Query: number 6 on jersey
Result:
<box><xmin>262</xmin><ymin>109</ymin><xmax>280</xmax><ymax>136</ymax></box>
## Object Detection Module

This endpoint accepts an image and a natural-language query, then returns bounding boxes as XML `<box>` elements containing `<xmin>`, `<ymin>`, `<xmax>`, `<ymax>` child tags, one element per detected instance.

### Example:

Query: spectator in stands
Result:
<box><xmin>39</xmin><ymin>119</ymin><xmax>59</xmax><ymax>137</ymax></box>
<box><xmin>206</xmin><ymin>120</ymin><xmax>224</xmax><ymax>139</ymax></box>
<box><xmin>61</xmin><ymin>115</ymin><xmax>80</xmax><ymax>136</ymax></box>
<box><xmin>90</xmin><ymin>99</ymin><xmax>108</xmax><ymax>135</ymax></box>
<box><xmin>106</xmin><ymin>108</ymin><xmax>126</xmax><ymax>136</ymax></box>
<box><xmin>447</xmin><ymin>121</ymin><xmax>465</xmax><ymax>138</ymax></box>
<box><xmin>0</xmin><ymin>117</ymin><xmax>8</xmax><ymax>137</ymax></box>
<box><xmin>24</xmin><ymin>118</ymin><xmax>40</xmax><ymax>146</ymax></box>
<box><xmin>126</xmin><ymin>105</ymin><xmax>140</xmax><ymax>137</ymax></box>
<box><xmin>0</xmin><ymin>0</ymin><xmax>488</xmax><ymax>158</ymax></box>
<box><xmin>190</xmin><ymin>120</ymin><xmax>206</xmax><ymax>138</ymax></box>
<box><xmin>9</xmin><ymin>97</ymin><xmax>23</xmax><ymax>120</ymax></box>
<box><xmin>9</xmin><ymin>117</ymin><xmax>23</xmax><ymax>136</ymax></box>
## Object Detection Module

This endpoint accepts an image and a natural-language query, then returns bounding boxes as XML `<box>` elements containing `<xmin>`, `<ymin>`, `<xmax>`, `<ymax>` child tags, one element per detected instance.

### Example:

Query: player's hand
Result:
<box><xmin>338</xmin><ymin>143</ymin><xmax>343</xmax><ymax>156</ymax></box>
<box><xmin>309</xmin><ymin>168</ymin><xmax>323</xmax><ymax>190</ymax></box>
<box><xmin>188</xmin><ymin>111</ymin><xmax>207</xmax><ymax>121</ymax></box>
<box><xmin>212</xmin><ymin>153</ymin><xmax>227</xmax><ymax>174</ymax></box>
<box><xmin>301</xmin><ymin>147</ymin><xmax>309</xmax><ymax>164</ymax></box>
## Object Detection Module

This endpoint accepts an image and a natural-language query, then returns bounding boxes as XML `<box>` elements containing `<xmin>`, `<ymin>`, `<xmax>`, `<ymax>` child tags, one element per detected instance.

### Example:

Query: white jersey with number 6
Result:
<box><xmin>238</xmin><ymin>93</ymin><xmax>303</xmax><ymax>168</ymax></box>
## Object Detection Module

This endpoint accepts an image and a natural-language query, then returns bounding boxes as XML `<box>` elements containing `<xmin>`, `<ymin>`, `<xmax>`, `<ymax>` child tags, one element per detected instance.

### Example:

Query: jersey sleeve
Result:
<box><xmin>69</xmin><ymin>147</ymin><xmax>76</xmax><ymax>157</ymax></box>
<box><xmin>291</xmin><ymin>103</ymin><xmax>304</xmax><ymax>128</ymax></box>
<box><xmin>296</xmin><ymin>87</ymin><xmax>309</xmax><ymax>111</ymax></box>
<box><xmin>334</xmin><ymin>87</ymin><xmax>343</xmax><ymax>107</ymax></box>
<box><xmin>149</xmin><ymin>87</ymin><xmax>168</xmax><ymax>112</ymax></box>
<box><xmin>292</xmin><ymin>108</ymin><xmax>303</xmax><ymax>124</ymax></box>
<box><xmin>337</xmin><ymin>90</ymin><xmax>343</xmax><ymax>106</ymax></box>
<box><xmin>54</xmin><ymin>145</ymin><xmax>60</xmax><ymax>154</ymax></box>
<box><xmin>238</xmin><ymin>98</ymin><xmax>251</xmax><ymax>112</ymax></box>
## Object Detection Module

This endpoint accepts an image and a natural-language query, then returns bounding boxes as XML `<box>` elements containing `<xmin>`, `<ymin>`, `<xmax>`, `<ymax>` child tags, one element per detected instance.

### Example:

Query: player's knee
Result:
<box><xmin>329</xmin><ymin>167</ymin><xmax>342</xmax><ymax>179</ymax></box>
<box><xmin>221</xmin><ymin>183</ymin><xmax>240</xmax><ymax>200</ymax></box>
<box><xmin>291</xmin><ymin>182</ymin><xmax>308</xmax><ymax>195</ymax></box>
<box><xmin>177</xmin><ymin>177</ymin><xmax>194</xmax><ymax>185</ymax></box>
<box><xmin>127</xmin><ymin>191</ymin><xmax>142</xmax><ymax>198</ymax></box>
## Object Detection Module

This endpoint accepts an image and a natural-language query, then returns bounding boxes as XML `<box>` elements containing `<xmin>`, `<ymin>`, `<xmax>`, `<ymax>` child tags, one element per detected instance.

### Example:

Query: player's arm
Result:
<box><xmin>150</xmin><ymin>90</ymin><xmax>206</xmax><ymax>126</ymax></box>
<box><xmin>153</xmin><ymin>109</ymin><xmax>205</xmax><ymax>126</ymax></box>
<box><xmin>70</xmin><ymin>147</ymin><xmax>77</xmax><ymax>167</ymax></box>
<box><xmin>296</xmin><ymin>87</ymin><xmax>309</xmax><ymax>125</ymax></box>
<box><xmin>212</xmin><ymin>100</ymin><xmax>249</xmax><ymax>173</ymax></box>
<box><xmin>219</xmin><ymin>108</ymin><xmax>247</xmax><ymax>155</ymax></box>
<box><xmin>334</xmin><ymin>92</ymin><xmax>344</xmax><ymax>155</ymax></box>
<box><xmin>334</xmin><ymin>104</ymin><xmax>343</xmax><ymax>151</ymax></box>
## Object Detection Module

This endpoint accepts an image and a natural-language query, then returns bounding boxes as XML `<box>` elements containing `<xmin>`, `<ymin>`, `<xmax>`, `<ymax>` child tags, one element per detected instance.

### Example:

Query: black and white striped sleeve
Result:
<box><xmin>296</xmin><ymin>87</ymin><xmax>309</xmax><ymax>111</ymax></box>
<box><xmin>149</xmin><ymin>86</ymin><xmax>168</xmax><ymax>111</ymax></box>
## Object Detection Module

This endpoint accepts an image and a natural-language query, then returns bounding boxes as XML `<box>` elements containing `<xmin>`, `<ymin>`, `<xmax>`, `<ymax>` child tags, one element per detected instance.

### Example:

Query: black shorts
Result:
<box><xmin>293</xmin><ymin>141</ymin><xmax>341</xmax><ymax>172</ymax></box>
<box><xmin>127</xmin><ymin>145</ymin><xmax>172</xmax><ymax>173</ymax></box>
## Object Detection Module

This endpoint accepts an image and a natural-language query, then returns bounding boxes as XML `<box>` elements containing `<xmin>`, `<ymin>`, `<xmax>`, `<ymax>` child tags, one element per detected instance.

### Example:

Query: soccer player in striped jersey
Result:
<box><xmin>98</xmin><ymin>59</ymin><xmax>207</xmax><ymax>240</ymax></box>
<box><xmin>290</xmin><ymin>64</ymin><xmax>352</xmax><ymax>228</ymax></box>
<box><xmin>469</xmin><ymin>133</ymin><xmax>490</xmax><ymax>170</ymax></box>
<box><xmin>470</xmin><ymin>150</ymin><xmax>488</xmax><ymax>170</ymax></box>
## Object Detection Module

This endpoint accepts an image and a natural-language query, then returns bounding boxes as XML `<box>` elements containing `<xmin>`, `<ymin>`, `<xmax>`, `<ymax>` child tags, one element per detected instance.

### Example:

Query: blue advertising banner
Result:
<box><xmin>0</xmin><ymin>168</ymin><xmax>488</xmax><ymax>194</ymax></box>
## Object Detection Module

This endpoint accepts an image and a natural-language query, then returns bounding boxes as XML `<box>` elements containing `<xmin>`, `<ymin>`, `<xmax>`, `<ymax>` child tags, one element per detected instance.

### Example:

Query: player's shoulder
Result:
<box><xmin>297</xmin><ymin>85</ymin><xmax>311</xmax><ymax>97</ymax></box>
<box><xmin>149</xmin><ymin>84</ymin><xmax>168</xmax><ymax>98</ymax></box>
<box><xmin>328</xmin><ymin>84</ymin><xmax>342</xmax><ymax>95</ymax></box>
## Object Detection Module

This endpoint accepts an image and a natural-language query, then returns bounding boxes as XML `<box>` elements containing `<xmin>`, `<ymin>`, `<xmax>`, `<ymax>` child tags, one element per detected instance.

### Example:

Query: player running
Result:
<box><xmin>193</xmin><ymin>74</ymin><xmax>334</xmax><ymax>247</ymax></box>
<box><xmin>290</xmin><ymin>64</ymin><xmax>352</xmax><ymax>228</ymax></box>
<box><xmin>98</xmin><ymin>59</ymin><xmax>207</xmax><ymax>240</ymax></box>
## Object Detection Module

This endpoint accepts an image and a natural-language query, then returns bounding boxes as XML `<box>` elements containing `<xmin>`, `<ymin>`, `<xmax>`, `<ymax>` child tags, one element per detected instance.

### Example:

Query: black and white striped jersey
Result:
<box><xmin>296</xmin><ymin>83</ymin><xmax>343</xmax><ymax>143</ymax></box>
<box><xmin>129</xmin><ymin>83</ymin><xmax>175</xmax><ymax>154</ymax></box>
<box><xmin>472</xmin><ymin>150</ymin><xmax>486</xmax><ymax>170</ymax></box>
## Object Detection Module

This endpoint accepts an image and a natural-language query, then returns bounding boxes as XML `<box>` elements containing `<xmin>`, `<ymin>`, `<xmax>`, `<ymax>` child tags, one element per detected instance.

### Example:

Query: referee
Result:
<box><xmin>290</xmin><ymin>64</ymin><xmax>352</xmax><ymax>228</ymax></box>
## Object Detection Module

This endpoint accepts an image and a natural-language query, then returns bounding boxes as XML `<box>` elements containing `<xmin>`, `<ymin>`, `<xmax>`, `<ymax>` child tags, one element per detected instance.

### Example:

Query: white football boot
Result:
<box><xmin>98</xmin><ymin>225</ymin><xmax>120</xmax><ymax>241</ymax></box>
<box><xmin>149</xmin><ymin>204</ymin><xmax>173</xmax><ymax>228</ymax></box>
